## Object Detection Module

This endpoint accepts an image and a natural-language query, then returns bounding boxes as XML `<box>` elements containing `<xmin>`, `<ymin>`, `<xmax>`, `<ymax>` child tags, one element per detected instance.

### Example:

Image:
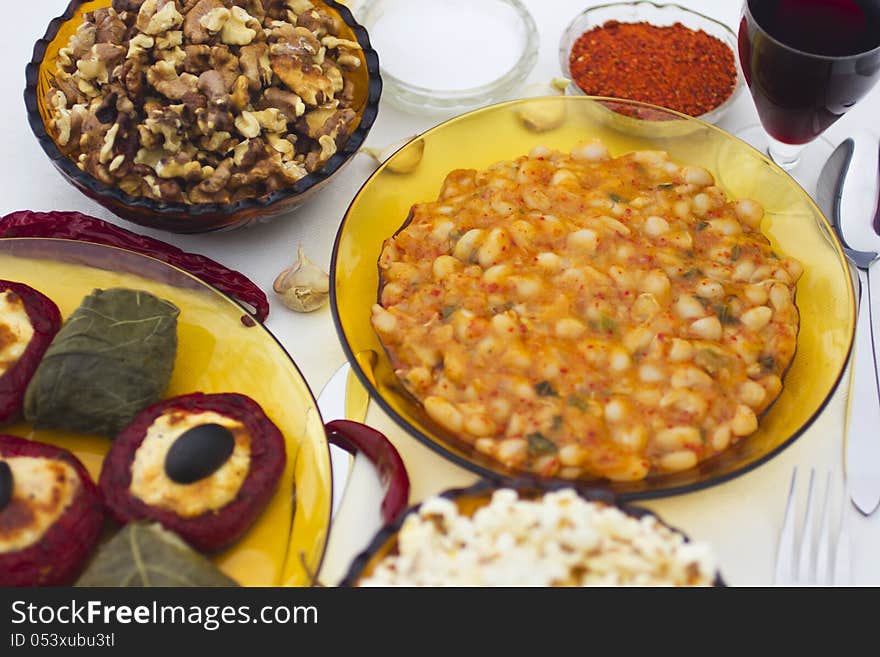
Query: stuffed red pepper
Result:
<box><xmin>0</xmin><ymin>281</ymin><xmax>62</xmax><ymax>424</ymax></box>
<box><xmin>100</xmin><ymin>393</ymin><xmax>286</xmax><ymax>553</ymax></box>
<box><xmin>0</xmin><ymin>434</ymin><xmax>104</xmax><ymax>586</ymax></box>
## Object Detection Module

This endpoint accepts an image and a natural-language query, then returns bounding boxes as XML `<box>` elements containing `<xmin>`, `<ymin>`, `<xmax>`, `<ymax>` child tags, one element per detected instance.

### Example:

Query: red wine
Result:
<box><xmin>739</xmin><ymin>0</ymin><xmax>880</xmax><ymax>144</ymax></box>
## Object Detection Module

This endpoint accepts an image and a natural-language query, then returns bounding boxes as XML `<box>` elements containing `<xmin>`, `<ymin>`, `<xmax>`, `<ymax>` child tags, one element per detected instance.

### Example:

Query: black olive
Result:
<box><xmin>0</xmin><ymin>461</ymin><xmax>12</xmax><ymax>511</ymax></box>
<box><xmin>164</xmin><ymin>424</ymin><xmax>235</xmax><ymax>485</ymax></box>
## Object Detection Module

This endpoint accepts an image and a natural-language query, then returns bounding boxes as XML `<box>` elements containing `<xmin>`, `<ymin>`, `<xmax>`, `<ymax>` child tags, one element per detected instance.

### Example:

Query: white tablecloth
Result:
<box><xmin>6</xmin><ymin>0</ymin><xmax>879</xmax><ymax>586</ymax></box>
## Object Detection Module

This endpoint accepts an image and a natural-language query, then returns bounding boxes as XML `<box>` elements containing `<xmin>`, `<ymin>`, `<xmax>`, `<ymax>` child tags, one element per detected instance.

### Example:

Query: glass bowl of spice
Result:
<box><xmin>356</xmin><ymin>0</ymin><xmax>539</xmax><ymax>116</ymax></box>
<box><xmin>559</xmin><ymin>1</ymin><xmax>743</xmax><ymax>124</ymax></box>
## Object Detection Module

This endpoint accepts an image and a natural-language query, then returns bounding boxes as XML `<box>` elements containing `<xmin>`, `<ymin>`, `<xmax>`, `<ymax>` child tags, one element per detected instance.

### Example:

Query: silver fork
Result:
<box><xmin>774</xmin><ymin>467</ymin><xmax>851</xmax><ymax>586</ymax></box>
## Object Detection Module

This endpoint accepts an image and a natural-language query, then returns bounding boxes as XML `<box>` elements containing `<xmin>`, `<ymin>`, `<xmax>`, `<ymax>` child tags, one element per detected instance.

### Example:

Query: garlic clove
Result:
<box><xmin>273</xmin><ymin>245</ymin><xmax>330</xmax><ymax>313</ymax></box>
<box><xmin>361</xmin><ymin>135</ymin><xmax>425</xmax><ymax>173</ymax></box>
<box><xmin>516</xmin><ymin>77</ymin><xmax>571</xmax><ymax>132</ymax></box>
<box><xmin>521</xmin><ymin>77</ymin><xmax>571</xmax><ymax>98</ymax></box>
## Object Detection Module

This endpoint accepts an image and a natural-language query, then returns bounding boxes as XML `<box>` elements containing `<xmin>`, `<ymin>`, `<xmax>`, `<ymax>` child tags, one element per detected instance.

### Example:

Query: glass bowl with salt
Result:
<box><xmin>356</xmin><ymin>0</ymin><xmax>538</xmax><ymax>116</ymax></box>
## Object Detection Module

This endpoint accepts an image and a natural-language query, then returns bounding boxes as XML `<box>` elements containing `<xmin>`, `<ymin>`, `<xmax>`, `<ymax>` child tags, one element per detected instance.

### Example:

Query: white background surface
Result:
<box><xmin>6</xmin><ymin>0</ymin><xmax>880</xmax><ymax>586</ymax></box>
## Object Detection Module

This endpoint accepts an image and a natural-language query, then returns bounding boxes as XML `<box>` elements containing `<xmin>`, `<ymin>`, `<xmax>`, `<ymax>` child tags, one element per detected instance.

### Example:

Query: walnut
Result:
<box><xmin>221</xmin><ymin>6</ymin><xmax>260</xmax><ymax>45</ymax></box>
<box><xmin>156</xmin><ymin>30</ymin><xmax>184</xmax><ymax>50</ymax></box>
<box><xmin>269</xmin><ymin>24</ymin><xmax>320</xmax><ymax>59</ymax></box>
<box><xmin>259</xmin><ymin>87</ymin><xmax>304</xmax><ymax>119</ymax></box>
<box><xmin>140</xmin><ymin>0</ymin><xmax>183</xmax><ymax>36</ymax></box>
<box><xmin>198</xmin><ymin>69</ymin><xmax>229</xmax><ymax>103</ymax></box>
<box><xmin>230</xmin><ymin>74</ymin><xmax>251</xmax><ymax>111</ymax></box>
<box><xmin>239</xmin><ymin>42</ymin><xmax>272</xmax><ymax>90</ymax></box>
<box><xmin>94</xmin><ymin>9</ymin><xmax>127</xmax><ymax>44</ymax></box>
<box><xmin>47</xmin><ymin>0</ymin><xmax>366</xmax><ymax>205</ymax></box>
<box><xmin>69</xmin><ymin>22</ymin><xmax>97</xmax><ymax>60</ymax></box>
<box><xmin>147</xmin><ymin>60</ymin><xmax>199</xmax><ymax>100</ymax></box>
<box><xmin>76</xmin><ymin>43</ymin><xmax>126</xmax><ymax>84</ymax></box>
<box><xmin>296</xmin><ymin>7</ymin><xmax>337</xmax><ymax>38</ymax></box>
<box><xmin>183</xmin><ymin>44</ymin><xmax>212</xmax><ymax>74</ymax></box>
<box><xmin>210</xmin><ymin>45</ymin><xmax>241</xmax><ymax>90</ymax></box>
<box><xmin>127</xmin><ymin>34</ymin><xmax>155</xmax><ymax>59</ymax></box>
<box><xmin>182</xmin><ymin>0</ymin><xmax>225</xmax><ymax>44</ymax></box>
<box><xmin>235</xmin><ymin>110</ymin><xmax>261</xmax><ymax>138</ymax></box>
<box><xmin>270</xmin><ymin>55</ymin><xmax>333</xmax><ymax>105</ymax></box>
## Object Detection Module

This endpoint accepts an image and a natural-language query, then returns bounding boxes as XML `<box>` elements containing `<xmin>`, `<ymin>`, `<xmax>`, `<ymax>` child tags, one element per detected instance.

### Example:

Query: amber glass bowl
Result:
<box><xmin>24</xmin><ymin>0</ymin><xmax>381</xmax><ymax>234</ymax></box>
<box><xmin>0</xmin><ymin>238</ymin><xmax>332</xmax><ymax>586</ymax></box>
<box><xmin>330</xmin><ymin>95</ymin><xmax>855</xmax><ymax>501</ymax></box>
<box><xmin>340</xmin><ymin>479</ymin><xmax>726</xmax><ymax>586</ymax></box>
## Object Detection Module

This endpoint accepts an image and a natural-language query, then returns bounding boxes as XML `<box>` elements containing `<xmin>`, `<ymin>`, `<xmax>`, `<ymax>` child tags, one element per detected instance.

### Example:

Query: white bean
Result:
<box><xmin>696</xmin><ymin>279</ymin><xmax>725</xmax><ymax>300</ymax></box>
<box><xmin>496</xmin><ymin>438</ymin><xmax>528</xmax><ymax>464</ymax></box>
<box><xmin>571</xmin><ymin>139</ymin><xmax>610</xmax><ymax>161</ymax></box>
<box><xmin>690</xmin><ymin>316</ymin><xmax>722</xmax><ymax>340</ymax></box>
<box><xmin>567</xmin><ymin>228</ymin><xmax>598</xmax><ymax>253</ymax></box>
<box><xmin>731</xmin><ymin>404</ymin><xmax>758</xmax><ymax>436</ymax></box>
<box><xmin>682</xmin><ymin>165</ymin><xmax>714</xmax><ymax>186</ymax></box>
<box><xmin>674</xmin><ymin>294</ymin><xmax>706</xmax><ymax>320</ymax></box>
<box><xmin>741</xmin><ymin>306</ymin><xmax>773</xmax><ymax>331</ymax></box>
<box><xmin>643</xmin><ymin>215</ymin><xmax>670</xmax><ymax>237</ymax></box>
<box><xmin>432</xmin><ymin>254</ymin><xmax>461</xmax><ymax>280</ymax></box>
<box><xmin>556</xmin><ymin>317</ymin><xmax>586</xmax><ymax>339</ymax></box>
<box><xmin>658</xmin><ymin>450</ymin><xmax>698</xmax><ymax>472</ymax></box>
<box><xmin>735</xmin><ymin>199</ymin><xmax>764</xmax><ymax>228</ymax></box>
<box><xmin>424</xmin><ymin>396</ymin><xmax>463</xmax><ymax>432</ymax></box>
<box><xmin>655</xmin><ymin>426</ymin><xmax>700</xmax><ymax>451</ymax></box>
<box><xmin>668</xmin><ymin>338</ymin><xmax>694</xmax><ymax>362</ymax></box>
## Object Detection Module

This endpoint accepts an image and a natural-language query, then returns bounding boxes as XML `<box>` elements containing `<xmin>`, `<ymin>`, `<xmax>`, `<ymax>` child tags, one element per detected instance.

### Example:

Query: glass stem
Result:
<box><xmin>766</xmin><ymin>136</ymin><xmax>805</xmax><ymax>170</ymax></box>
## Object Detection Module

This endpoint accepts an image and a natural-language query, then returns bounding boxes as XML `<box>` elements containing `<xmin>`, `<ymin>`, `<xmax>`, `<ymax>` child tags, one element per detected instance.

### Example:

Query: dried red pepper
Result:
<box><xmin>325</xmin><ymin>419</ymin><xmax>410</xmax><ymax>525</ymax></box>
<box><xmin>569</xmin><ymin>21</ymin><xmax>737</xmax><ymax>117</ymax></box>
<box><xmin>0</xmin><ymin>211</ymin><xmax>269</xmax><ymax>322</ymax></box>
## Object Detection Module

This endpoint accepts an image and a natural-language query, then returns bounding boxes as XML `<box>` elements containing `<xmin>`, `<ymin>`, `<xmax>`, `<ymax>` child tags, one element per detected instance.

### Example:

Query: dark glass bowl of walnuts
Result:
<box><xmin>25</xmin><ymin>0</ymin><xmax>381</xmax><ymax>233</ymax></box>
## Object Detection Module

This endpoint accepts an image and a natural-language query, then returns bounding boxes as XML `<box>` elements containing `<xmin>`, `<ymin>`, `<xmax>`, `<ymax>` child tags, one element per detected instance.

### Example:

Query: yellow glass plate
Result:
<box><xmin>0</xmin><ymin>238</ymin><xmax>331</xmax><ymax>585</ymax></box>
<box><xmin>330</xmin><ymin>96</ymin><xmax>856</xmax><ymax>500</ymax></box>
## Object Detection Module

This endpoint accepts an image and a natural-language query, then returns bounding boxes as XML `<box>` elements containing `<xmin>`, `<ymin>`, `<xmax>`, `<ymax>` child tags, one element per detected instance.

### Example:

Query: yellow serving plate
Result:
<box><xmin>330</xmin><ymin>95</ymin><xmax>856</xmax><ymax>500</ymax></box>
<box><xmin>0</xmin><ymin>238</ymin><xmax>331</xmax><ymax>585</ymax></box>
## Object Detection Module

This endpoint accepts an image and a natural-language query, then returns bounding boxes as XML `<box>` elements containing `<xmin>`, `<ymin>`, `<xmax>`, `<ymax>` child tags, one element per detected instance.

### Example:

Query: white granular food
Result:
<box><xmin>359</xmin><ymin>489</ymin><xmax>717</xmax><ymax>587</ymax></box>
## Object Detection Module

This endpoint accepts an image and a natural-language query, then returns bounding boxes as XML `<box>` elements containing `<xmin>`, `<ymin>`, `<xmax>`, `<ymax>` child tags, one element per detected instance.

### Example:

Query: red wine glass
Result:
<box><xmin>738</xmin><ymin>0</ymin><xmax>880</xmax><ymax>172</ymax></box>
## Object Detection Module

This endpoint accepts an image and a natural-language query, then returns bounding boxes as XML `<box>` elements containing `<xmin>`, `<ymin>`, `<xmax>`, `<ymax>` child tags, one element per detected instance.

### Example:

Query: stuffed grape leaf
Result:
<box><xmin>76</xmin><ymin>522</ymin><xmax>238</xmax><ymax>587</ymax></box>
<box><xmin>23</xmin><ymin>288</ymin><xmax>179</xmax><ymax>437</ymax></box>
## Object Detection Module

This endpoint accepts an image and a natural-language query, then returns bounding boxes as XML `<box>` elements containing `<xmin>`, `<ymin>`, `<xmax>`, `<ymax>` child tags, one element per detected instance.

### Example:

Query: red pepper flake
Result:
<box><xmin>568</xmin><ymin>20</ymin><xmax>737</xmax><ymax>117</ymax></box>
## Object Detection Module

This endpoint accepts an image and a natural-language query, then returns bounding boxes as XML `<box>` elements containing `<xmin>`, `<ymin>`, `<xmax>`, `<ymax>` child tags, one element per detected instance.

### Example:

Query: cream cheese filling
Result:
<box><xmin>0</xmin><ymin>290</ymin><xmax>35</xmax><ymax>378</ymax></box>
<box><xmin>0</xmin><ymin>456</ymin><xmax>80</xmax><ymax>554</ymax></box>
<box><xmin>129</xmin><ymin>410</ymin><xmax>251</xmax><ymax>518</ymax></box>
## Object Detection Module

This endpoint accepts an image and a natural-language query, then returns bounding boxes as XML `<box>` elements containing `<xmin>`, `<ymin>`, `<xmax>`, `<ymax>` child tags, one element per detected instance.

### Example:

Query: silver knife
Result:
<box><xmin>317</xmin><ymin>361</ymin><xmax>361</xmax><ymax>519</ymax></box>
<box><xmin>817</xmin><ymin>137</ymin><xmax>880</xmax><ymax>516</ymax></box>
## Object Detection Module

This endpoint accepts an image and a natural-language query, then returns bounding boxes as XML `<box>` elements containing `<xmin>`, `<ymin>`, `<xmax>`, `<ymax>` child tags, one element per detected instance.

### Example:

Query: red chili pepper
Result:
<box><xmin>568</xmin><ymin>20</ymin><xmax>738</xmax><ymax>117</ymax></box>
<box><xmin>0</xmin><ymin>211</ymin><xmax>269</xmax><ymax>322</ymax></box>
<box><xmin>325</xmin><ymin>419</ymin><xmax>410</xmax><ymax>526</ymax></box>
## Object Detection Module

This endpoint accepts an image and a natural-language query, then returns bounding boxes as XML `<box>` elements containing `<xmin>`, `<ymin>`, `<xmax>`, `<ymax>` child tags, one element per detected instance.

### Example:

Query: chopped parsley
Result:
<box><xmin>714</xmin><ymin>303</ymin><xmax>739</xmax><ymax>325</ymax></box>
<box><xmin>527</xmin><ymin>432</ymin><xmax>558</xmax><ymax>457</ymax></box>
<box><xmin>534</xmin><ymin>380</ymin><xmax>558</xmax><ymax>397</ymax></box>
<box><xmin>567</xmin><ymin>395</ymin><xmax>589</xmax><ymax>411</ymax></box>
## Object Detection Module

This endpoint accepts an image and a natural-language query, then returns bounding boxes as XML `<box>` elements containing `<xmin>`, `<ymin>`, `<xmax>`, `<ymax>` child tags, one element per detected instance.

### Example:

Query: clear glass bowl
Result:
<box><xmin>558</xmin><ymin>1</ymin><xmax>745</xmax><ymax>124</ymax></box>
<box><xmin>356</xmin><ymin>0</ymin><xmax>538</xmax><ymax>116</ymax></box>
